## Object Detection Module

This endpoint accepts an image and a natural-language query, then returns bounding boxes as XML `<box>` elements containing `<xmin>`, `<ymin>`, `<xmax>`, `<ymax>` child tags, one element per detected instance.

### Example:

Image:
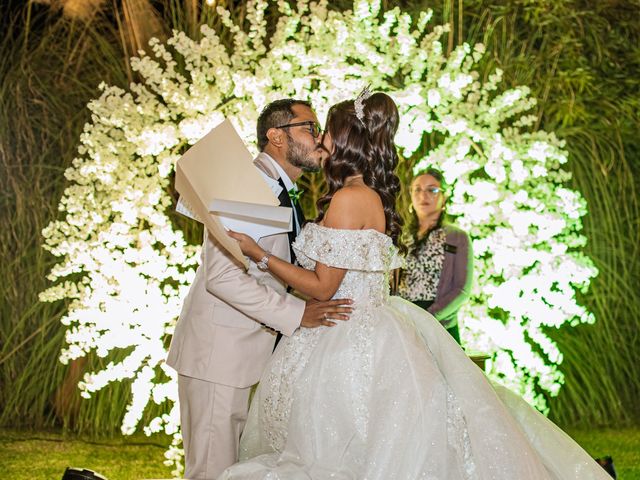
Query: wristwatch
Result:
<box><xmin>256</xmin><ymin>253</ymin><xmax>272</xmax><ymax>271</ymax></box>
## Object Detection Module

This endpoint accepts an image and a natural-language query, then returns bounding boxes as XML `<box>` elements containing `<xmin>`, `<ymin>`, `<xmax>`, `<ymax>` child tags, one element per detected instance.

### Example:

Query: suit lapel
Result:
<box><xmin>253</xmin><ymin>152</ymin><xmax>279</xmax><ymax>179</ymax></box>
<box><xmin>255</xmin><ymin>153</ymin><xmax>300</xmax><ymax>262</ymax></box>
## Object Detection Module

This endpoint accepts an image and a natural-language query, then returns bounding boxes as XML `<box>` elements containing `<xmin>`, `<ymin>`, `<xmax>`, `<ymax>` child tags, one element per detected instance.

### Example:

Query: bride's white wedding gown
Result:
<box><xmin>219</xmin><ymin>224</ymin><xmax>609</xmax><ymax>480</ymax></box>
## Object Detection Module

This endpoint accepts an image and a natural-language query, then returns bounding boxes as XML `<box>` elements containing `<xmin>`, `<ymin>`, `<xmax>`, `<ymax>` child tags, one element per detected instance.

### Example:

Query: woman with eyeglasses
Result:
<box><xmin>397</xmin><ymin>168</ymin><xmax>473</xmax><ymax>344</ymax></box>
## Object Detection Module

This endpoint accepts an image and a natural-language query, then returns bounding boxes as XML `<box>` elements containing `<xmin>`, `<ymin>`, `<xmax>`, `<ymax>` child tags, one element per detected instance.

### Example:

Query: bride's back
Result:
<box><xmin>321</xmin><ymin>183</ymin><xmax>386</xmax><ymax>234</ymax></box>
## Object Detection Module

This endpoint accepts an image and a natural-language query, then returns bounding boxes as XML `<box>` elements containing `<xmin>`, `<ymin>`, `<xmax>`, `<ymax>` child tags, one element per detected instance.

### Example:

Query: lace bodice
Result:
<box><xmin>292</xmin><ymin>223</ymin><xmax>402</xmax><ymax>308</ymax></box>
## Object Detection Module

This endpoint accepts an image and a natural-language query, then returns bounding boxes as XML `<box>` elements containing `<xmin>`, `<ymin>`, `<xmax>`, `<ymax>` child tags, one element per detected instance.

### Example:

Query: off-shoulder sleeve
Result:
<box><xmin>293</xmin><ymin>224</ymin><xmax>402</xmax><ymax>272</ymax></box>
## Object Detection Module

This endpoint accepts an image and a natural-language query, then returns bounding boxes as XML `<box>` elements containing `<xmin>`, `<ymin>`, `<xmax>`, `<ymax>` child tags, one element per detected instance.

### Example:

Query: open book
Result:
<box><xmin>174</xmin><ymin>119</ymin><xmax>293</xmax><ymax>268</ymax></box>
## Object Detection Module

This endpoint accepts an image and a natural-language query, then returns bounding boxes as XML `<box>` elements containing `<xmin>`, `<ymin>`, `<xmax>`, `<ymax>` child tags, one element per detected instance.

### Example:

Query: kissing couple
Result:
<box><xmin>168</xmin><ymin>91</ymin><xmax>610</xmax><ymax>479</ymax></box>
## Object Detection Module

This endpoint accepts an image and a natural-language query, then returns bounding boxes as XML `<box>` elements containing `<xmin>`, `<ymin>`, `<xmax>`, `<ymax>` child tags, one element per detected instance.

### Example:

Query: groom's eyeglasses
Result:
<box><xmin>274</xmin><ymin>121</ymin><xmax>322</xmax><ymax>138</ymax></box>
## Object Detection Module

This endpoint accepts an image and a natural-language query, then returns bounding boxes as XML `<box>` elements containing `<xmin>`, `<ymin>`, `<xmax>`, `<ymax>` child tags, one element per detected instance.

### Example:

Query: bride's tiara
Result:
<box><xmin>354</xmin><ymin>85</ymin><xmax>373</xmax><ymax>126</ymax></box>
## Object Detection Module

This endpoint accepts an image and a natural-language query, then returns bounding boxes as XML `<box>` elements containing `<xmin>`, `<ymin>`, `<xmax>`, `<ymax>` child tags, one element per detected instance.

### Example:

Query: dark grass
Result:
<box><xmin>0</xmin><ymin>428</ymin><xmax>172</xmax><ymax>480</ymax></box>
<box><xmin>566</xmin><ymin>427</ymin><xmax>640</xmax><ymax>480</ymax></box>
<box><xmin>0</xmin><ymin>427</ymin><xmax>638</xmax><ymax>479</ymax></box>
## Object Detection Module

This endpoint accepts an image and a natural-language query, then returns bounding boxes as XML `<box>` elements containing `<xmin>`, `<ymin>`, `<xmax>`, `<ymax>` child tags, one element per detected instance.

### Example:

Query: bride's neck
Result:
<box><xmin>344</xmin><ymin>174</ymin><xmax>364</xmax><ymax>186</ymax></box>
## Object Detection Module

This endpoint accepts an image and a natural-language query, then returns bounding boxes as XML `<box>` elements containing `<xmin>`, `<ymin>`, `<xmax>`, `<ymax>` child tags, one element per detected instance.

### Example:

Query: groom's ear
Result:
<box><xmin>266</xmin><ymin>127</ymin><xmax>285</xmax><ymax>148</ymax></box>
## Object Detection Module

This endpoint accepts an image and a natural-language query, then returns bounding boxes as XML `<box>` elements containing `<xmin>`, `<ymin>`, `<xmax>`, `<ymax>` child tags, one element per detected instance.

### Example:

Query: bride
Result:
<box><xmin>223</xmin><ymin>91</ymin><xmax>609</xmax><ymax>479</ymax></box>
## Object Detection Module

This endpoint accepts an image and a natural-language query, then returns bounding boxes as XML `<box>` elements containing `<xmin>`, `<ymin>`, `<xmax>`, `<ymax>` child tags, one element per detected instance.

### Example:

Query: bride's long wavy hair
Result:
<box><xmin>315</xmin><ymin>92</ymin><xmax>404</xmax><ymax>250</ymax></box>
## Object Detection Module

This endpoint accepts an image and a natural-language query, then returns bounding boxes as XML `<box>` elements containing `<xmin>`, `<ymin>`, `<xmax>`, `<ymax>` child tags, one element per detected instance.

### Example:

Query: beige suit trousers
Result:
<box><xmin>179</xmin><ymin>374</ymin><xmax>251</xmax><ymax>479</ymax></box>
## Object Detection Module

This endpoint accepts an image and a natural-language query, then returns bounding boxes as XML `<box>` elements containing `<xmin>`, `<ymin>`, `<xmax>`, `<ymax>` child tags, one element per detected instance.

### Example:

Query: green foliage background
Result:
<box><xmin>1</xmin><ymin>0</ymin><xmax>638</xmax><ymax>434</ymax></box>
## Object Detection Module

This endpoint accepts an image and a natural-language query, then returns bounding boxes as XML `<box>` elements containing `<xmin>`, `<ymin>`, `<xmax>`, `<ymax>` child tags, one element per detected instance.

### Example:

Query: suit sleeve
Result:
<box><xmin>203</xmin><ymin>233</ymin><xmax>305</xmax><ymax>337</ymax></box>
<box><xmin>429</xmin><ymin>229</ymin><xmax>473</xmax><ymax>322</ymax></box>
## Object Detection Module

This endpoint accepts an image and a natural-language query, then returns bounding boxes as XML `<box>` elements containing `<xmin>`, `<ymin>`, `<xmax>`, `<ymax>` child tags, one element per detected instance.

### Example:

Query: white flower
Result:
<box><xmin>427</xmin><ymin>89</ymin><xmax>441</xmax><ymax>107</ymax></box>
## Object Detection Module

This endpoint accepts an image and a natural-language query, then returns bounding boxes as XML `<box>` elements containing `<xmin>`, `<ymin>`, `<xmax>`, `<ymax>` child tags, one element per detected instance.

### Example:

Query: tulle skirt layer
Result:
<box><xmin>219</xmin><ymin>297</ymin><xmax>608</xmax><ymax>480</ymax></box>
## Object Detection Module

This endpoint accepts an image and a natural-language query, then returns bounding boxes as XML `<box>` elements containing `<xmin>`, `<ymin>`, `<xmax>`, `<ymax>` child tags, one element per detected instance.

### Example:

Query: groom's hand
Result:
<box><xmin>300</xmin><ymin>298</ymin><xmax>353</xmax><ymax>328</ymax></box>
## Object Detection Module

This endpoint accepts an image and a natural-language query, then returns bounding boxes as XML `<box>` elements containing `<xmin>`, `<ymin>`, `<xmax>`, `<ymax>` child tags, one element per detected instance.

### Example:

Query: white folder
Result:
<box><xmin>209</xmin><ymin>199</ymin><xmax>293</xmax><ymax>240</ymax></box>
<box><xmin>174</xmin><ymin>119</ymin><xmax>292</xmax><ymax>268</ymax></box>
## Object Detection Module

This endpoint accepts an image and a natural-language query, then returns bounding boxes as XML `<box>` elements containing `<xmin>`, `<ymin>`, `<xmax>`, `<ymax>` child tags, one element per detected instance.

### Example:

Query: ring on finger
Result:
<box><xmin>323</xmin><ymin>313</ymin><xmax>328</xmax><ymax>320</ymax></box>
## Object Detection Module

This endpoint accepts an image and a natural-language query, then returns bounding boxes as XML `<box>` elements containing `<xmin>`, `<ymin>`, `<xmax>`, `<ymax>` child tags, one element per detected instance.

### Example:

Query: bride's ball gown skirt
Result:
<box><xmin>220</xmin><ymin>224</ymin><xmax>609</xmax><ymax>480</ymax></box>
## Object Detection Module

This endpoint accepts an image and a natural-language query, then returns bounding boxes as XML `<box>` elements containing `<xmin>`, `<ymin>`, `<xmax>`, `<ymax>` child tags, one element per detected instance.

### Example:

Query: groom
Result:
<box><xmin>166</xmin><ymin>99</ymin><xmax>352</xmax><ymax>479</ymax></box>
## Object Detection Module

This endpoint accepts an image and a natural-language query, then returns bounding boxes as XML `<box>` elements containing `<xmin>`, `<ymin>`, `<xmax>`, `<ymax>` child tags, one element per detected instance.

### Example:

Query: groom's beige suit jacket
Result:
<box><xmin>166</xmin><ymin>153</ymin><xmax>306</xmax><ymax>388</ymax></box>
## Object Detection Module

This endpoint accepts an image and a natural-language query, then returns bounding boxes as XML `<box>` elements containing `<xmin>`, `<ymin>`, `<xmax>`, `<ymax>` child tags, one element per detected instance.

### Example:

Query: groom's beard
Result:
<box><xmin>286</xmin><ymin>135</ymin><xmax>321</xmax><ymax>173</ymax></box>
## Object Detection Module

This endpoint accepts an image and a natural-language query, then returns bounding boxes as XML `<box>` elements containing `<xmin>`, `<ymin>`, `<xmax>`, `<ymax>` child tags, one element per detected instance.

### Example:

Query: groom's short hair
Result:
<box><xmin>257</xmin><ymin>99</ymin><xmax>312</xmax><ymax>151</ymax></box>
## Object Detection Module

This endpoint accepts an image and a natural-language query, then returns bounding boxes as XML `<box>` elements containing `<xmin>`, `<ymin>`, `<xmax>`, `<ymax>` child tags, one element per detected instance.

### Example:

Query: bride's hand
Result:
<box><xmin>227</xmin><ymin>230</ymin><xmax>264</xmax><ymax>261</ymax></box>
